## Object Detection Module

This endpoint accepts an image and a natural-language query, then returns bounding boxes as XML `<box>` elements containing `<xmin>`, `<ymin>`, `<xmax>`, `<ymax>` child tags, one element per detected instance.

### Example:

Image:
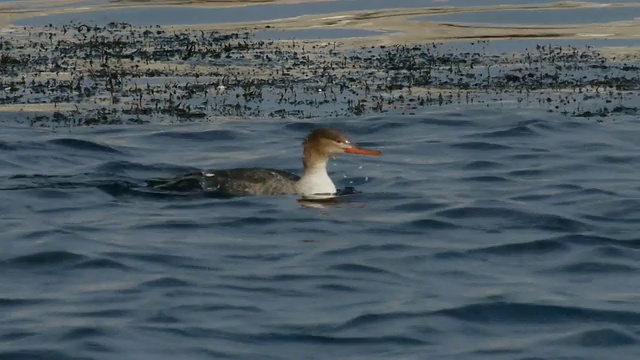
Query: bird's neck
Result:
<box><xmin>295</xmin><ymin>148</ymin><xmax>336</xmax><ymax>197</ymax></box>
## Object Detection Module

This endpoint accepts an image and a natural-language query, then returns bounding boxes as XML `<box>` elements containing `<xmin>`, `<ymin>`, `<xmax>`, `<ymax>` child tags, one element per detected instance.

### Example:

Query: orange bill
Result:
<box><xmin>344</xmin><ymin>147</ymin><xmax>383</xmax><ymax>156</ymax></box>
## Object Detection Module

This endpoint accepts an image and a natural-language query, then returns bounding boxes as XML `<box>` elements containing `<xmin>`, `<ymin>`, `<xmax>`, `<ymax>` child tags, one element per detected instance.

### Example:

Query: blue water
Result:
<box><xmin>417</xmin><ymin>6</ymin><xmax>640</xmax><ymax>26</ymax></box>
<box><xmin>2</xmin><ymin>108</ymin><xmax>640</xmax><ymax>359</ymax></box>
<box><xmin>13</xmin><ymin>0</ymin><xmax>627</xmax><ymax>27</ymax></box>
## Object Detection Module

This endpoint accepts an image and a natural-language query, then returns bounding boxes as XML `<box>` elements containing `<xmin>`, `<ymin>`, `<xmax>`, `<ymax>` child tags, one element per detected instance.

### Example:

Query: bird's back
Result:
<box><xmin>147</xmin><ymin>168</ymin><xmax>300</xmax><ymax>196</ymax></box>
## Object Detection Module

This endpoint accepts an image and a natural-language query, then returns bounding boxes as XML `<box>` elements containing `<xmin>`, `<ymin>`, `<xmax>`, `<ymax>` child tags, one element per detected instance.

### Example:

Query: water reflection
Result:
<box><xmin>416</xmin><ymin>6</ymin><xmax>640</xmax><ymax>26</ymax></box>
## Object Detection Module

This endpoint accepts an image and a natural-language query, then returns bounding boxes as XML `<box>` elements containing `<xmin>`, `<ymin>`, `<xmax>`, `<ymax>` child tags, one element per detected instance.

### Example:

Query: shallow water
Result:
<box><xmin>3</xmin><ymin>107</ymin><xmax>640</xmax><ymax>359</ymax></box>
<box><xmin>417</xmin><ymin>6</ymin><xmax>640</xmax><ymax>26</ymax></box>
<box><xmin>13</xmin><ymin>0</ymin><xmax>640</xmax><ymax>27</ymax></box>
<box><xmin>14</xmin><ymin>0</ymin><xmax>434</xmax><ymax>27</ymax></box>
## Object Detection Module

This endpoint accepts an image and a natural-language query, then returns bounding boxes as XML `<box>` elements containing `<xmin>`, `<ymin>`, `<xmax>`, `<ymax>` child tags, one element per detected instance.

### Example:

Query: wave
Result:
<box><xmin>47</xmin><ymin>138</ymin><xmax>122</xmax><ymax>153</ymax></box>
<box><xmin>139</xmin><ymin>276</ymin><xmax>193</xmax><ymax>288</ymax></box>
<box><xmin>251</xmin><ymin>333</ymin><xmax>426</xmax><ymax>345</ymax></box>
<box><xmin>450</xmin><ymin>141</ymin><xmax>512</xmax><ymax>150</ymax></box>
<box><xmin>71</xmin><ymin>258</ymin><xmax>132</xmax><ymax>271</ymax></box>
<box><xmin>320</xmin><ymin>243</ymin><xmax>423</xmax><ymax>257</ymax></box>
<box><xmin>104</xmin><ymin>251</ymin><xmax>215</xmax><ymax>271</ymax></box>
<box><xmin>434</xmin><ymin>302</ymin><xmax>640</xmax><ymax>325</ymax></box>
<box><xmin>58</xmin><ymin>326</ymin><xmax>110</xmax><ymax>341</ymax></box>
<box><xmin>0</xmin><ymin>140</ymin><xmax>18</xmax><ymax>151</ymax></box>
<box><xmin>93</xmin><ymin>160</ymin><xmax>197</xmax><ymax>174</ymax></box>
<box><xmin>2</xmin><ymin>251</ymin><xmax>87</xmax><ymax>268</ymax></box>
<box><xmin>334</xmin><ymin>301</ymin><xmax>640</xmax><ymax>332</ymax></box>
<box><xmin>461</xmin><ymin>175</ymin><xmax>510</xmax><ymax>182</ymax></box>
<box><xmin>467</xmin><ymin>238</ymin><xmax>570</xmax><ymax>256</ymax></box>
<box><xmin>435</xmin><ymin>206</ymin><xmax>588</xmax><ymax>232</ymax></box>
<box><xmin>392</xmin><ymin>201</ymin><xmax>449</xmax><ymax>212</ymax></box>
<box><xmin>0</xmin><ymin>297</ymin><xmax>48</xmax><ymax>308</ymax></box>
<box><xmin>328</xmin><ymin>263</ymin><xmax>396</xmax><ymax>275</ymax></box>
<box><xmin>462</xmin><ymin>160</ymin><xmax>504</xmax><ymax>170</ymax></box>
<box><xmin>442</xmin><ymin>234</ymin><xmax>640</xmax><ymax>259</ymax></box>
<box><xmin>469</xmin><ymin>124</ymin><xmax>539</xmax><ymax>138</ymax></box>
<box><xmin>555</xmin><ymin>328</ymin><xmax>639</xmax><ymax>347</ymax></box>
<box><xmin>0</xmin><ymin>350</ymin><xmax>86</xmax><ymax>360</ymax></box>
<box><xmin>402</xmin><ymin>218</ymin><xmax>459</xmax><ymax>230</ymax></box>
<box><xmin>547</xmin><ymin>261</ymin><xmax>638</xmax><ymax>274</ymax></box>
<box><xmin>146</xmin><ymin>129</ymin><xmax>240</xmax><ymax>141</ymax></box>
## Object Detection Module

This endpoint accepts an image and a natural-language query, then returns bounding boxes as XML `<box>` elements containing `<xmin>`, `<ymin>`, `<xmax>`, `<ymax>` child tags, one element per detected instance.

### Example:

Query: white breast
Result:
<box><xmin>294</xmin><ymin>168</ymin><xmax>336</xmax><ymax>198</ymax></box>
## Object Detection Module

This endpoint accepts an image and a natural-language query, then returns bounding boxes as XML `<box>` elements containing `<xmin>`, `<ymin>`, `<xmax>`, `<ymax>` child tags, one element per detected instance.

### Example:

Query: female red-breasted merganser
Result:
<box><xmin>147</xmin><ymin>128</ymin><xmax>382</xmax><ymax>198</ymax></box>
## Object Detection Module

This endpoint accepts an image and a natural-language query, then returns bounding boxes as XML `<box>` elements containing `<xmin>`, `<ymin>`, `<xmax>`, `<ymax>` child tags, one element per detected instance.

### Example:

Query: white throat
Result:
<box><xmin>294</xmin><ymin>159</ymin><xmax>337</xmax><ymax>198</ymax></box>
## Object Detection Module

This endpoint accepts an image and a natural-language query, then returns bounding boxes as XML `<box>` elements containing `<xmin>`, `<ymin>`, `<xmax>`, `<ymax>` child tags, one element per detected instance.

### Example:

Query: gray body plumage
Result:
<box><xmin>147</xmin><ymin>168</ymin><xmax>300</xmax><ymax>196</ymax></box>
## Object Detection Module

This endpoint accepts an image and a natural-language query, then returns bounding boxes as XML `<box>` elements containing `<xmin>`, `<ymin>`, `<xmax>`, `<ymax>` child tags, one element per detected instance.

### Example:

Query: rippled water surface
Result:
<box><xmin>16</xmin><ymin>0</ymin><xmax>638</xmax><ymax>27</ymax></box>
<box><xmin>3</xmin><ymin>108</ymin><xmax>640</xmax><ymax>359</ymax></box>
<box><xmin>418</xmin><ymin>6</ymin><xmax>640</xmax><ymax>25</ymax></box>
